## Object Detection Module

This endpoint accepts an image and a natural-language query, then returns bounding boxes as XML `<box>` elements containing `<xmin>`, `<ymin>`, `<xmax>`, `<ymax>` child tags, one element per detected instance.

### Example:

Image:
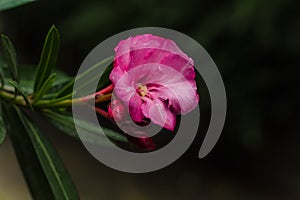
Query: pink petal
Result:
<box><xmin>160</xmin><ymin>52</ymin><xmax>195</xmax><ymax>80</ymax></box>
<box><xmin>129</xmin><ymin>94</ymin><xmax>144</xmax><ymax>122</ymax></box>
<box><xmin>142</xmin><ymin>98</ymin><xmax>176</xmax><ymax>131</ymax></box>
<box><xmin>129</xmin><ymin>34</ymin><xmax>186</xmax><ymax>56</ymax></box>
<box><xmin>112</xmin><ymin>72</ymin><xmax>135</xmax><ymax>104</ymax></box>
<box><xmin>109</xmin><ymin>66</ymin><xmax>126</xmax><ymax>84</ymax></box>
<box><xmin>136</xmin><ymin>64</ymin><xmax>198</xmax><ymax>114</ymax></box>
<box><xmin>155</xmin><ymin>82</ymin><xmax>199</xmax><ymax>115</ymax></box>
<box><xmin>114</xmin><ymin>37</ymin><xmax>132</xmax><ymax>71</ymax></box>
<box><xmin>108</xmin><ymin>99</ymin><xmax>126</xmax><ymax>122</ymax></box>
<box><xmin>113</xmin><ymin>34</ymin><xmax>195</xmax><ymax>80</ymax></box>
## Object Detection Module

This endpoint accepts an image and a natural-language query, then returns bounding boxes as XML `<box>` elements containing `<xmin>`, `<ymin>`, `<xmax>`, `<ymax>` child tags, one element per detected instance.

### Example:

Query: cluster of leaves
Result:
<box><xmin>0</xmin><ymin>2</ymin><xmax>127</xmax><ymax>199</ymax></box>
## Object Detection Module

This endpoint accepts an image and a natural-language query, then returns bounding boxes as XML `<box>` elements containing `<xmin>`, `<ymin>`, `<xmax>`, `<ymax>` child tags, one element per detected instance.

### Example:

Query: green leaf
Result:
<box><xmin>33</xmin><ymin>73</ymin><xmax>56</xmax><ymax>103</ymax></box>
<box><xmin>0</xmin><ymin>104</ymin><xmax>6</xmax><ymax>144</ymax></box>
<box><xmin>41</xmin><ymin>73</ymin><xmax>72</xmax><ymax>99</ymax></box>
<box><xmin>8</xmin><ymin>106</ymin><xmax>79</xmax><ymax>200</ymax></box>
<box><xmin>42</xmin><ymin>81</ymin><xmax>72</xmax><ymax>99</ymax></box>
<box><xmin>55</xmin><ymin>56</ymin><xmax>113</xmax><ymax>99</ymax></box>
<box><xmin>1</xmin><ymin>65</ymin><xmax>35</xmax><ymax>94</ymax></box>
<box><xmin>43</xmin><ymin>110</ymin><xmax>127</xmax><ymax>144</ymax></box>
<box><xmin>97</xmin><ymin>63</ymin><xmax>113</xmax><ymax>90</ymax></box>
<box><xmin>34</xmin><ymin>25</ymin><xmax>60</xmax><ymax>94</ymax></box>
<box><xmin>23</xmin><ymin>65</ymin><xmax>70</xmax><ymax>95</ymax></box>
<box><xmin>0</xmin><ymin>66</ymin><xmax>4</xmax><ymax>88</ymax></box>
<box><xmin>2</xmin><ymin>105</ymin><xmax>55</xmax><ymax>200</ymax></box>
<box><xmin>1</xmin><ymin>34</ymin><xmax>19</xmax><ymax>82</ymax></box>
<box><xmin>0</xmin><ymin>65</ymin><xmax>69</xmax><ymax>96</ymax></box>
<box><xmin>9</xmin><ymin>80</ymin><xmax>33</xmax><ymax>109</ymax></box>
<box><xmin>35</xmin><ymin>92</ymin><xmax>74</xmax><ymax>107</ymax></box>
<box><xmin>0</xmin><ymin>0</ymin><xmax>35</xmax><ymax>11</ymax></box>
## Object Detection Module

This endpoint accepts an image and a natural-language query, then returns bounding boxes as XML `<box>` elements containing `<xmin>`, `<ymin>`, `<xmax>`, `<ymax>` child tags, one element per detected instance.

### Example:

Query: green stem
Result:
<box><xmin>0</xmin><ymin>88</ymin><xmax>112</xmax><ymax>109</ymax></box>
<box><xmin>0</xmin><ymin>89</ymin><xmax>27</xmax><ymax>106</ymax></box>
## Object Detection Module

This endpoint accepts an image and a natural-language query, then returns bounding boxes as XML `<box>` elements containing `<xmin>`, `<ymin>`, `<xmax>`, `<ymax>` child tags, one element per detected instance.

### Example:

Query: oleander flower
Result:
<box><xmin>109</xmin><ymin>34</ymin><xmax>199</xmax><ymax>131</ymax></box>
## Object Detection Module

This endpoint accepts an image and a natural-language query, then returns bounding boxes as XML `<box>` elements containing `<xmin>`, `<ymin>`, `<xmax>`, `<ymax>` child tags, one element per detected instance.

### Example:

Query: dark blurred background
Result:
<box><xmin>0</xmin><ymin>0</ymin><xmax>299</xmax><ymax>199</ymax></box>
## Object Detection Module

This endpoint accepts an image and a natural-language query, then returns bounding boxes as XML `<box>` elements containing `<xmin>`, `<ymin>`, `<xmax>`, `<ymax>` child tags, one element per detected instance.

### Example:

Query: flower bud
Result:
<box><xmin>108</xmin><ymin>99</ymin><xmax>125</xmax><ymax>122</ymax></box>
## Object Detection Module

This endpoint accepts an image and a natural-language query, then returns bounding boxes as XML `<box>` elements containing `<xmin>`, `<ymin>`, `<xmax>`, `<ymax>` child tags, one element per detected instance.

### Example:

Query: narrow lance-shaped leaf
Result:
<box><xmin>13</xmin><ymin>107</ymin><xmax>79</xmax><ymax>200</ymax></box>
<box><xmin>43</xmin><ymin>110</ymin><xmax>128</xmax><ymax>144</ymax></box>
<box><xmin>8</xmin><ymin>65</ymin><xmax>71</xmax><ymax>95</ymax></box>
<box><xmin>0</xmin><ymin>103</ymin><xmax>6</xmax><ymax>144</ymax></box>
<box><xmin>33</xmin><ymin>73</ymin><xmax>56</xmax><ymax>103</ymax></box>
<box><xmin>0</xmin><ymin>67</ymin><xmax>4</xmax><ymax>88</ymax></box>
<box><xmin>55</xmin><ymin>56</ymin><xmax>113</xmax><ymax>99</ymax></box>
<box><xmin>2</xmin><ymin>105</ymin><xmax>55</xmax><ymax>200</ymax></box>
<box><xmin>1</xmin><ymin>34</ymin><xmax>19</xmax><ymax>82</ymax></box>
<box><xmin>97</xmin><ymin>63</ymin><xmax>113</xmax><ymax>90</ymax></box>
<box><xmin>0</xmin><ymin>0</ymin><xmax>35</xmax><ymax>11</ymax></box>
<box><xmin>34</xmin><ymin>25</ymin><xmax>60</xmax><ymax>95</ymax></box>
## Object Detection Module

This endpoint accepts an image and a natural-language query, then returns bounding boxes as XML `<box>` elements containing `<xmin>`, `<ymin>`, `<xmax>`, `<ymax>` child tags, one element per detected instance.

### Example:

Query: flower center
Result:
<box><xmin>137</xmin><ymin>84</ymin><xmax>148</xmax><ymax>97</ymax></box>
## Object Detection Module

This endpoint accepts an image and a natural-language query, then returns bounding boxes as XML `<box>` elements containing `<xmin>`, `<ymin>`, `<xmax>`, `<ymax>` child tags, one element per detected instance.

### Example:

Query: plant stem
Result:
<box><xmin>35</xmin><ymin>93</ymin><xmax>112</xmax><ymax>108</ymax></box>
<box><xmin>0</xmin><ymin>88</ymin><xmax>112</xmax><ymax>109</ymax></box>
<box><xmin>0</xmin><ymin>89</ymin><xmax>27</xmax><ymax>106</ymax></box>
<box><xmin>94</xmin><ymin>107</ymin><xmax>110</xmax><ymax>119</ymax></box>
<box><xmin>79</xmin><ymin>84</ymin><xmax>114</xmax><ymax>102</ymax></box>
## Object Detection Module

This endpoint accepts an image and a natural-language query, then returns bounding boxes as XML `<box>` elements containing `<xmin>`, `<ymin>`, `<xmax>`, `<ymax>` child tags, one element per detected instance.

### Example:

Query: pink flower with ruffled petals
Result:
<box><xmin>110</xmin><ymin>34</ymin><xmax>199</xmax><ymax>131</ymax></box>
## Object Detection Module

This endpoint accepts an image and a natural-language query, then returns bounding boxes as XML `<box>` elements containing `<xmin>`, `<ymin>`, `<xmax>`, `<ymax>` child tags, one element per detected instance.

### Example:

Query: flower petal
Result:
<box><xmin>135</xmin><ymin>64</ymin><xmax>198</xmax><ymax>114</ymax></box>
<box><xmin>114</xmin><ymin>37</ymin><xmax>132</xmax><ymax>71</ymax></box>
<box><xmin>155</xmin><ymin>82</ymin><xmax>199</xmax><ymax>115</ymax></box>
<box><xmin>129</xmin><ymin>94</ymin><xmax>144</xmax><ymax>122</ymax></box>
<box><xmin>142</xmin><ymin>98</ymin><xmax>176</xmax><ymax>131</ymax></box>
<box><xmin>113</xmin><ymin>71</ymin><xmax>135</xmax><ymax>104</ymax></box>
<box><xmin>113</xmin><ymin>34</ymin><xmax>195</xmax><ymax>80</ymax></box>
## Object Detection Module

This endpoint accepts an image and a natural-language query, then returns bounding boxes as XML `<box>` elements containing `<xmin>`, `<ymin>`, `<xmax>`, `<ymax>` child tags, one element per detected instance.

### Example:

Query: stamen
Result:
<box><xmin>137</xmin><ymin>84</ymin><xmax>148</xmax><ymax>97</ymax></box>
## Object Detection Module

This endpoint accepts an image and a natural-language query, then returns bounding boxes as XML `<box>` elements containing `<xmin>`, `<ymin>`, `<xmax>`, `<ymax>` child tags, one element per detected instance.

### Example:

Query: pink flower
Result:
<box><xmin>110</xmin><ymin>34</ymin><xmax>199</xmax><ymax>131</ymax></box>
